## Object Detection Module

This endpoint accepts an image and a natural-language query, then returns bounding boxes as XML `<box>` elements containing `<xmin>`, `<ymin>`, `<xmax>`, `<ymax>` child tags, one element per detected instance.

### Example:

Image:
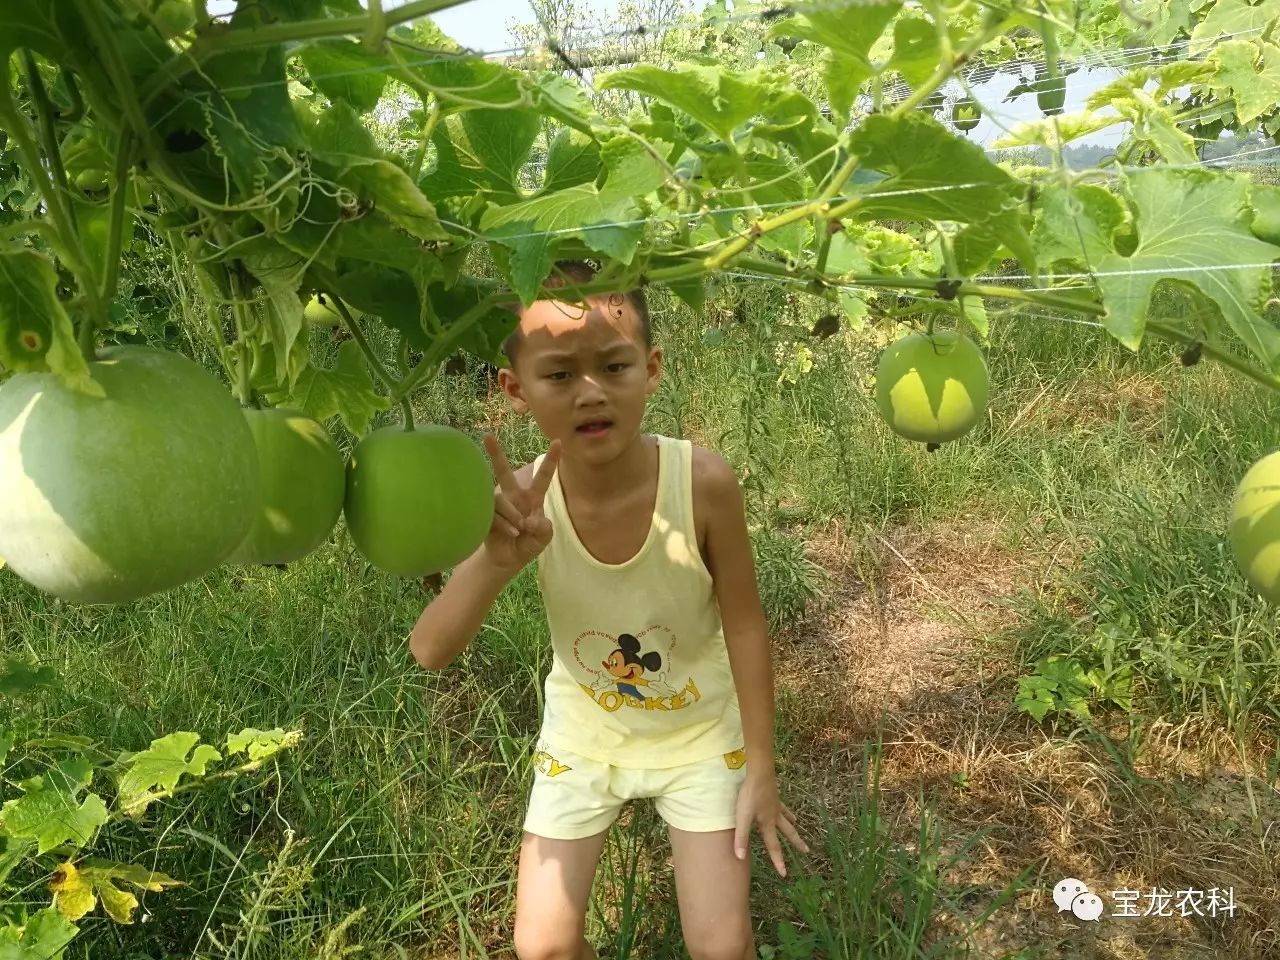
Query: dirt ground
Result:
<box><xmin>773</xmin><ymin>511</ymin><xmax>1280</xmax><ymax>960</ymax></box>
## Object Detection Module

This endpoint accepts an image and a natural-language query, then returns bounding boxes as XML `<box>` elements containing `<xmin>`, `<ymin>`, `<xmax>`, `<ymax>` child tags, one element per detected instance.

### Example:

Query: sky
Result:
<box><xmin>208</xmin><ymin>0</ymin><xmax>1122</xmax><ymax>146</ymax></box>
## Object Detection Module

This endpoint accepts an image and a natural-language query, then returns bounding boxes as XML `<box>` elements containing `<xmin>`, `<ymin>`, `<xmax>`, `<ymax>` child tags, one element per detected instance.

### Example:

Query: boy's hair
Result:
<box><xmin>501</xmin><ymin>260</ymin><xmax>651</xmax><ymax>370</ymax></box>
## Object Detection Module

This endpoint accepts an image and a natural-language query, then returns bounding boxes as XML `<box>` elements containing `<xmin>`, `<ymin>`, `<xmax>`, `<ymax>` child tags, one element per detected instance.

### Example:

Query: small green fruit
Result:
<box><xmin>1229</xmin><ymin>450</ymin><xmax>1280</xmax><ymax>604</ymax></box>
<box><xmin>874</xmin><ymin>330</ymin><xmax>989</xmax><ymax>445</ymax></box>
<box><xmin>304</xmin><ymin>294</ymin><xmax>341</xmax><ymax>327</ymax></box>
<box><xmin>230</xmin><ymin>407</ymin><xmax>346</xmax><ymax>565</ymax></box>
<box><xmin>344</xmin><ymin>424</ymin><xmax>494</xmax><ymax>577</ymax></box>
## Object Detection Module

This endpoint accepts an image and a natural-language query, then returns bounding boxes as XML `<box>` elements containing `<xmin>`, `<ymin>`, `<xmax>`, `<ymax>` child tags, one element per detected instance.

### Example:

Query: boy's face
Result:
<box><xmin>497</xmin><ymin>294</ymin><xmax>661</xmax><ymax>459</ymax></box>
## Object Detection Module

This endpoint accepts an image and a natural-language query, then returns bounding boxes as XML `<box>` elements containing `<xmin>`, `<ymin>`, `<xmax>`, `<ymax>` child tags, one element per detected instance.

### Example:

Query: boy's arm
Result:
<box><xmin>408</xmin><ymin>545</ymin><xmax>517</xmax><ymax>670</ymax></box>
<box><xmin>698</xmin><ymin>450</ymin><xmax>776</xmax><ymax>775</ymax></box>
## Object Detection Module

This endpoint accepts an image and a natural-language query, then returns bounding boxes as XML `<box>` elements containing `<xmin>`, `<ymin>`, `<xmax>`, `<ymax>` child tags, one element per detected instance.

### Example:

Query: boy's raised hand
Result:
<box><xmin>481</xmin><ymin>434</ymin><xmax>562</xmax><ymax>574</ymax></box>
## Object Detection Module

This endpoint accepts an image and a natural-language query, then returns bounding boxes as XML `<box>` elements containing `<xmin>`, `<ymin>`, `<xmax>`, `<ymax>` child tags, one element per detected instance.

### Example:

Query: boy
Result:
<box><xmin>409</xmin><ymin>261</ymin><xmax>808</xmax><ymax>960</ymax></box>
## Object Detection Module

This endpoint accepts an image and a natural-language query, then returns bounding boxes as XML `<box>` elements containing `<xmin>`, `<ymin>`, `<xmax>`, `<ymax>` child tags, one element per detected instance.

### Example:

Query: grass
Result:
<box><xmin>4</xmin><ymin>274</ymin><xmax>1280</xmax><ymax>958</ymax></box>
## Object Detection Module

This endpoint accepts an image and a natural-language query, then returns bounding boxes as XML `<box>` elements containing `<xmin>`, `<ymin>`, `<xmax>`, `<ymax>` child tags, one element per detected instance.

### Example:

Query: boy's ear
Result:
<box><xmin>497</xmin><ymin>367</ymin><xmax>530</xmax><ymax>413</ymax></box>
<box><xmin>644</xmin><ymin>346</ymin><xmax>663</xmax><ymax>395</ymax></box>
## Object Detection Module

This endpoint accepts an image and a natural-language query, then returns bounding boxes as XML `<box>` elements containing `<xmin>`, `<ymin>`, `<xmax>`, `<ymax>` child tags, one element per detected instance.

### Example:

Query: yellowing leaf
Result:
<box><xmin>48</xmin><ymin>859</ymin><xmax>182</xmax><ymax>925</ymax></box>
<box><xmin>50</xmin><ymin>862</ymin><xmax>96</xmax><ymax>922</ymax></box>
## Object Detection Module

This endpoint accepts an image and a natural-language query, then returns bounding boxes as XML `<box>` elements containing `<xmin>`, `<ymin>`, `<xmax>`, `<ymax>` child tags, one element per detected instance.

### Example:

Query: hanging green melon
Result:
<box><xmin>0</xmin><ymin>345</ymin><xmax>260</xmax><ymax>603</ymax></box>
<box><xmin>344</xmin><ymin>424</ymin><xmax>494</xmax><ymax>577</ymax></box>
<box><xmin>229</xmin><ymin>407</ymin><xmax>345</xmax><ymax>565</ymax></box>
<box><xmin>874</xmin><ymin>330</ymin><xmax>989</xmax><ymax>446</ymax></box>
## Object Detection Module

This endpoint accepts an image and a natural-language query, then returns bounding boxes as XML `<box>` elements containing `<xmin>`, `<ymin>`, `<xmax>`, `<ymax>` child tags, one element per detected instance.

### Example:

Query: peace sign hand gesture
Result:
<box><xmin>481</xmin><ymin>434</ymin><xmax>562</xmax><ymax>576</ymax></box>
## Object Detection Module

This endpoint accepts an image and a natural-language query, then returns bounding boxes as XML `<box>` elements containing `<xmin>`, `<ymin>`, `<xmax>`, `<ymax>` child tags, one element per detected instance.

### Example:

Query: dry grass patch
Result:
<box><xmin>774</xmin><ymin>510</ymin><xmax>1279</xmax><ymax>959</ymax></box>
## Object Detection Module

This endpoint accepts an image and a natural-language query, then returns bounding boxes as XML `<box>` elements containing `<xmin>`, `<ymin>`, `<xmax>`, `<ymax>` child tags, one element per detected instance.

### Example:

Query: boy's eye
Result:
<box><xmin>607</xmin><ymin>363</ymin><xmax>628</xmax><ymax>373</ymax></box>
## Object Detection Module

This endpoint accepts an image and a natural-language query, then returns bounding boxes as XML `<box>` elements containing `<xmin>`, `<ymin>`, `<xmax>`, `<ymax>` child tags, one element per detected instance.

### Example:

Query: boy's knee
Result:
<box><xmin>685</xmin><ymin>929</ymin><xmax>752</xmax><ymax>960</ymax></box>
<box><xmin>513</xmin><ymin>923</ymin><xmax>586</xmax><ymax>960</ymax></box>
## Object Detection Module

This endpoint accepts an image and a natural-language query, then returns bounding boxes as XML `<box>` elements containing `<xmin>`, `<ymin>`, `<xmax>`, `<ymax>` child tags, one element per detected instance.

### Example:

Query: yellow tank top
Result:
<box><xmin>530</xmin><ymin>434</ymin><xmax>744</xmax><ymax>769</ymax></box>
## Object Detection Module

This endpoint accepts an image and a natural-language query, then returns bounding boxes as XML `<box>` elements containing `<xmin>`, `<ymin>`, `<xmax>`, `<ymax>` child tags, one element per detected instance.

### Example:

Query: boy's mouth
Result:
<box><xmin>576</xmin><ymin>419</ymin><xmax>613</xmax><ymax>437</ymax></box>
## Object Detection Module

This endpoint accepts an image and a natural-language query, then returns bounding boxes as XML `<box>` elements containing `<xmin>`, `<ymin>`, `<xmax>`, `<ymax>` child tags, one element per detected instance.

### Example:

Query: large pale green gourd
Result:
<box><xmin>1228</xmin><ymin>450</ymin><xmax>1280</xmax><ymax>604</ymax></box>
<box><xmin>874</xmin><ymin>330</ymin><xmax>990</xmax><ymax>445</ymax></box>
<box><xmin>344</xmin><ymin>424</ymin><xmax>494</xmax><ymax>577</ymax></box>
<box><xmin>229</xmin><ymin>407</ymin><xmax>345</xmax><ymax>565</ymax></box>
<box><xmin>0</xmin><ymin>345</ymin><xmax>260</xmax><ymax>603</ymax></box>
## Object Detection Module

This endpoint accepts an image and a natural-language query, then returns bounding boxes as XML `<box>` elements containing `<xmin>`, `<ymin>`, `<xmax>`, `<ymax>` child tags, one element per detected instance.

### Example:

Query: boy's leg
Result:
<box><xmin>513</xmin><ymin>828</ymin><xmax>609</xmax><ymax>960</ymax></box>
<box><xmin>668</xmin><ymin>826</ymin><xmax>754</xmax><ymax>960</ymax></box>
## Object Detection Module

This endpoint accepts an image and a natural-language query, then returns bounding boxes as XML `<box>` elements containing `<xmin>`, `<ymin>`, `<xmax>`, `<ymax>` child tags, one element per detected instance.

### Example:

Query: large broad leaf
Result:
<box><xmin>0</xmin><ymin>1</ymin><xmax>61</xmax><ymax>58</ymax></box>
<box><xmin>265</xmin><ymin>338</ymin><xmax>389</xmax><ymax>436</ymax></box>
<box><xmin>114</xmin><ymin>732</ymin><xmax>222</xmax><ymax>818</ymax></box>
<box><xmin>888</xmin><ymin>15</ymin><xmax>940</xmax><ymax>89</ymax></box>
<box><xmin>1189</xmin><ymin>0</ymin><xmax>1280</xmax><ymax>56</ymax></box>
<box><xmin>741</xmin><ymin>153</ymin><xmax>809</xmax><ymax>258</ymax></box>
<box><xmin>1032</xmin><ymin>183</ymin><xmax>1129</xmax><ymax>269</ymax></box>
<box><xmin>1207</xmin><ymin>40</ymin><xmax>1280</xmax><ymax>125</ymax></box>
<box><xmin>598</xmin><ymin>64</ymin><xmax>778</xmax><ymax>142</ymax></box>
<box><xmin>480</xmin><ymin>138</ymin><xmax>666</xmax><ymax>305</ymax></box>
<box><xmin>1131</xmin><ymin>0</ymin><xmax>1194</xmax><ymax>47</ymax></box>
<box><xmin>306</xmin><ymin>102</ymin><xmax>448</xmax><ymax>241</ymax></box>
<box><xmin>420</xmin><ymin>108</ymin><xmax>542</xmax><ymax>203</ymax></box>
<box><xmin>541</xmin><ymin>128</ymin><xmax>601</xmax><ymax>193</ymax></box>
<box><xmin>330</xmin><ymin>264</ymin><xmax>430</xmax><ymax>350</ymax></box>
<box><xmin>846</xmin><ymin>112</ymin><xmax>1034</xmax><ymax>269</ymax></box>
<box><xmin>766</xmin><ymin>1</ymin><xmax>901</xmax><ymax>120</ymax></box>
<box><xmin>0</xmin><ymin>249</ymin><xmax>99</xmax><ymax>396</ymax></box>
<box><xmin>408</xmin><ymin>54</ymin><xmax>525</xmax><ymax>114</ymax></box>
<box><xmin>0</xmin><ymin>908</ymin><xmax>78</xmax><ymax>957</ymax></box>
<box><xmin>0</xmin><ymin>759</ymin><xmax>106</xmax><ymax>855</ymax></box>
<box><xmin>1067</xmin><ymin>168</ymin><xmax>1280</xmax><ymax>367</ymax></box>
<box><xmin>848</xmin><ymin>113</ymin><xmax>1024</xmax><ymax>224</ymax></box>
<box><xmin>299</xmin><ymin>39</ymin><xmax>389</xmax><ymax>113</ymax></box>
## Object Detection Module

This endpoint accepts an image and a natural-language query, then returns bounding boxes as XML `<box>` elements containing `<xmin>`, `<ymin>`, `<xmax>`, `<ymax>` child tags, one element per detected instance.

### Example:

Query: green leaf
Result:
<box><xmin>741</xmin><ymin>153</ymin><xmax>809</xmax><ymax>257</ymax></box>
<box><xmin>0</xmin><ymin>1</ymin><xmax>61</xmax><ymax>58</ymax></box>
<box><xmin>598</xmin><ymin>64</ymin><xmax>776</xmax><ymax>142</ymax></box>
<box><xmin>541</xmin><ymin>127</ymin><xmax>601</xmax><ymax>193</ymax></box>
<box><xmin>421</xmin><ymin>108</ymin><xmax>542</xmax><ymax>203</ymax></box>
<box><xmin>1207</xmin><ymin>40</ymin><xmax>1280</xmax><ymax>125</ymax></box>
<box><xmin>1031</xmin><ymin>183</ymin><xmax>1128</xmax><ymax>268</ymax></box>
<box><xmin>299</xmin><ymin>39</ymin><xmax>389</xmax><ymax>113</ymax></box>
<box><xmin>846</xmin><ymin>113</ymin><xmax>1034</xmax><ymax>268</ymax></box>
<box><xmin>1131</xmin><ymin>0</ymin><xmax>1193</xmax><ymax>47</ymax></box>
<box><xmin>0</xmin><ymin>249</ymin><xmax>99</xmax><ymax>396</ymax></box>
<box><xmin>266</xmin><ymin>338</ymin><xmax>389</xmax><ymax>436</ymax></box>
<box><xmin>0</xmin><ymin>656</ymin><xmax>57</xmax><ymax>698</ymax></box>
<box><xmin>114</xmin><ymin>732</ymin><xmax>222</xmax><ymax>818</ymax></box>
<box><xmin>766</xmin><ymin>1</ymin><xmax>901</xmax><ymax>120</ymax></box>
<box><xmin>424</xmin><ymin>277</ymin><xmax>521</xmax><ymax>365</ymax></box>
<box><xmin>0</xmin><ymin>762</ymin><xmax>106</xmax><ymax>855</ymax></box>
<box><xmin>667</xmin><ymin>276</ymin><xmax>705</xmax><ymax>315</ymax></box>
<box><xmin>306</xmin><ymin>98</ymin><xmax>382</xmax><ymax>158</ymax></box>
<box><xmin>1069</xmin><ymin>168</ymin><xmax>1280</xmax><ymax>367</ymax></box>
<box><xmin>72</xmin><ymin>197</ymin><xmax>133</xmax><ymax>294</ymax></box>
<box><xmin>888</xmin><ymin>15</ymin><xmax>940</xmax><ymax>89</ymax></box>
<box><xmin>480</xmin><ymin>138</ymin><xmax>665</xmax><ymax>304</ymax></box>
<box><xmin>408</xmin><ymin>54</ymin><xmax>524</xmax><ymax>114</ymax></box>
<box><xmin>0</xmin><ymin>907</ymin><xmax>78</xmax><ymax>958</ymax></box>
<box><xmin>1189</xmin><ymin>0</ymin><xmax>1280</xmax><ymax>57</ymax></box>
<box><xmin>237</xmin><ymin>239</ymin><xmax>308</xmax><ymax>389</ymax></box>
<box><xmin>848</xmin><ymin>112</ymin><xmax>1024</xmax><ymax>223</ymax></box>
<box><xmin>331</xmin><ymin>264</ymin><xmax>429</xmax><ymax>350</ymax></box>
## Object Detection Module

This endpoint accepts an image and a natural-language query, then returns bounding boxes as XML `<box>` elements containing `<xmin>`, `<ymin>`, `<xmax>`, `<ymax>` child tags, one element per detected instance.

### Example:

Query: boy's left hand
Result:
<box><xmin>734</xmin><ymin>767</ymin><xmax>809</xmax><ymax>877</ymax></box>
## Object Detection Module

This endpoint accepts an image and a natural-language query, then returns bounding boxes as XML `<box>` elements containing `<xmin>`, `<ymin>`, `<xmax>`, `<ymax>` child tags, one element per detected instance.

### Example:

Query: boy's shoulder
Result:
<box><xmin>506</xmin><ymin>438</ymin><xmax>739</xmax><ymax>499</ymax></box>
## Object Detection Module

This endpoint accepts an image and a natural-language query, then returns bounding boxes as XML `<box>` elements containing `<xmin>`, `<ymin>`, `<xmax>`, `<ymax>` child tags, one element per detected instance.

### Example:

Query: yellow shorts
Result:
<box><xmin>523</xmin><ymin>737</ymin><xmax>748</xmax><ymax>841</ymax></box>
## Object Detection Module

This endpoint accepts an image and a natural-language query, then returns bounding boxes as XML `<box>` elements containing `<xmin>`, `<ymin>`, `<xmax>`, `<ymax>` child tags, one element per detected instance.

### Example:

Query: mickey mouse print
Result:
<box><xmin>572</xmin><ymin>625</ymin><xmax>703</xmax><ymax>714</ymax></box>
